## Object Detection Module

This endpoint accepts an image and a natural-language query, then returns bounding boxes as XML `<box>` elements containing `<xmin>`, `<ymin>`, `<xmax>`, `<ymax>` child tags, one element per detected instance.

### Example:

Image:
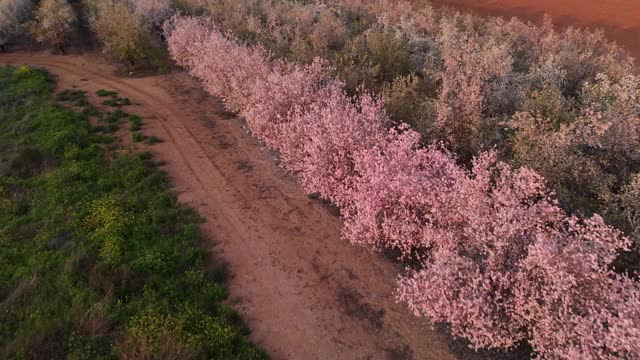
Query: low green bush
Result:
<box><xmin>132</xmin><ymin>131</ymin><xmax>143</xmax><ymax>142</ymax></box>
<box><xmin>96</xmin><ymin>89</ymin><xmax>118</xmax><ymax>97</ymax></box>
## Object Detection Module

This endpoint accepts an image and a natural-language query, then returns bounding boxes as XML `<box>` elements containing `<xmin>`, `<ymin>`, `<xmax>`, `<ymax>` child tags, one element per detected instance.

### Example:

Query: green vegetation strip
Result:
<box><xmin>0</xmin><ymin>66</ymin><xmax>266</xmax><ymax>359</ymax></box>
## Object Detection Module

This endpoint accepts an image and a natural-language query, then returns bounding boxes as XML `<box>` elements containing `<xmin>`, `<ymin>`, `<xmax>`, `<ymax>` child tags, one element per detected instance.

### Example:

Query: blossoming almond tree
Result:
<box><xmin>515</xmin><ymin>216</ymin><xmax>640</xmax><ymax>359</ymax></box>
<box><xmin>165</xmin><ymin>15</ymin><xmax>640</xmax><ymax>359</ymax></box>
<box><xmin>130</xmin><ymin>0</ymin><xmax>173</xmax><ymax>30</ymax></box>
<box><xmin>28</xmin><ymin>0</ymin><xmax>75</xmax><ymax>54</ymax></box>
<box><xmin>87</xmin><ymin>0</ymin><xmax>149</xmax><ymax>66</ymax></box>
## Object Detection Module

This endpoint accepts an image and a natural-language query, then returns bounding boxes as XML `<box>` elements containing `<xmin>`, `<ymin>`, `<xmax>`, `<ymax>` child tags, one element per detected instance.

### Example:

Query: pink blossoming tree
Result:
<box><xmin>165</xmin><ymin>15</ymin><xmax>640</xmax><ymax>359</ymax></box>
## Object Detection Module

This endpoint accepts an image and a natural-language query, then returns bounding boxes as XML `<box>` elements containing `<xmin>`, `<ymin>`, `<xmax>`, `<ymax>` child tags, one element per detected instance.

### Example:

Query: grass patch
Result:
<box><xmin>102</xmin><ymin>96</ymin><xmax>131</xmax><ymax>108</ymax></box>
<box><xmin>96</xmin><ymin>89</ymin><xmax>118</xmax><ymax>97</ymax></box>
<box><xmin>0</xmin><ymin>65</ymin><xmax>267</xmax><ymax>359</ymax></box>
<box><xmin>56</xmin><ymin>89</ymin><xmax>86</xmax><ymax>103</ymax></box>
<box><xmin>96</xmin><ymin>89</ymin><xmax>132</xmax><ymax>108</ymax></box>
<box><xmin>82</xmin><ymin>105</ymin><xmax>101</xmax><ymax>118</ymax></box>
<box><xmin>132</xmin><ymin>131</ymin><xmax>143</xmax><ymax>142</ymax></box>
<box><xmin>104</xmin><ymin>109</ymin><xmax>129</xmax><ymax>124</ymax></box>
<box><xmin>128</xmin><ymin>114</ymin><xmax>143</xmax><ymax>131</ymax></box>
<box><xmin>144</xmin><ymin>135</ymin><xmax>162</xmax><ymax>145</ymax></box>
<box><xmin>104</xmin><ymin>123</ymin><xmax>120</xmax><ymax>133</ymax></box>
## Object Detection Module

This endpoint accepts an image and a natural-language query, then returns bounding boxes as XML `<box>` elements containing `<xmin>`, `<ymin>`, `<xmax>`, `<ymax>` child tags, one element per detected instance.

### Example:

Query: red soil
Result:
<box><xmin>426</xmin><ymin>0</ymin><xmax>640</xmax><ymax>63</ymax></box>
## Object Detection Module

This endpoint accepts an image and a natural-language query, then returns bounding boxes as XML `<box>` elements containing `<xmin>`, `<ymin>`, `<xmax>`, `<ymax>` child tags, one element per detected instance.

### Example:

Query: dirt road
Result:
<box><xmin>426</xmin><ymin>0</ymin><xmax>640</xmax><ymax>62</ymax></box>
<box><xmin>0</xmin><ymin>52</ymin><xmax>462</xmax><ymax>360</ymax></box>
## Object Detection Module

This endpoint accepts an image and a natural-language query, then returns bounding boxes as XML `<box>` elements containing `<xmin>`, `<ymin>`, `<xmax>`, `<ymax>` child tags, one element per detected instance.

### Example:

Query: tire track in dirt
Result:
<box><xmin>0</xmin><ymin>52</ymin><xmax>458</xmax><ymax>360</ymax></box>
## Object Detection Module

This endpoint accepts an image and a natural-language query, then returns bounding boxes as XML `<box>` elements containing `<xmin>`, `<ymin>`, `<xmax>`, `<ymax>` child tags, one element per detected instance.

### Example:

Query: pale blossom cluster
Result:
<box><xmin>434</xmin><ymin>16</ymin><xmax>514</xmax><ymax>157</ymax></box>
<box><xmin>86</xmin><ymin>0</ymin><xmax>149</xmax><ymax>65</ymax></box>
<box><xmin>165</xmin><ymin>15</ymin><xmax>640</xmax><ymax>359</ymax></box>
<box><xmin>130</xmin><ymin>0</ymin><xmax>173</xmax><ymax>29</ymax></box>
<box><xmin>28</xmin><ymin>0</ymin><xmax>75</xmax><ymax>53</ymax></box>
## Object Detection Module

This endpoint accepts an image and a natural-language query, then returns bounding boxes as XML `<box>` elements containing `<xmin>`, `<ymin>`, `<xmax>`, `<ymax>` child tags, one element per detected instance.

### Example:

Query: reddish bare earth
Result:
<box><xmin>426</xmin><ymin>0</ymin><xmax>640</xmax><ymax>62</ymax></box>
<box><xmin>0</xmin><ymin>52</ymin><xmax>462</xmax><ymax>360</ymax></box>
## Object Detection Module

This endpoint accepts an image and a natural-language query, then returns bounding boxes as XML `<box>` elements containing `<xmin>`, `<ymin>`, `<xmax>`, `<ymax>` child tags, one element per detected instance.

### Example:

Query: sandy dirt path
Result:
<box><xmin>0</xmin><ymin>52</ymin><xmax>463</xmax><ymax>360</ymax></box>
<box><xmin>425</xmin><ymin>0</ymin><xmax>640</xmax><ymax>62</ymax></box>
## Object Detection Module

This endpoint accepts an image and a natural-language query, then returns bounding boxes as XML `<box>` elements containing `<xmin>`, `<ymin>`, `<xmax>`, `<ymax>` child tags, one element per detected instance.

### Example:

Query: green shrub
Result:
<box><xmin>128</xmin><ymin>115</ymin><xmax>143</xmax><ymax>131</ymax></box>
<box><xmin>96</xmin><ymin>89</ymin><xmax>118</xmax><ymax>97</ymax></box>
<box><xmin>102</xmin><ymin>96</ymin><xmax>131</xmax><ymax>108</ymax></box>
<box><xmin>144</xmin><ymin>135</ymin><xmax>161</xmax><ymax>145</ymax></box>
<box><xmin>57</xmin><ymin>89</ymin><xmax>86</xmax><ymax>102</ymax></box>
<box><xmin>132</xmin><ymin>131</ymin><xmax>143</xmax><ymax>142</ymax></box>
